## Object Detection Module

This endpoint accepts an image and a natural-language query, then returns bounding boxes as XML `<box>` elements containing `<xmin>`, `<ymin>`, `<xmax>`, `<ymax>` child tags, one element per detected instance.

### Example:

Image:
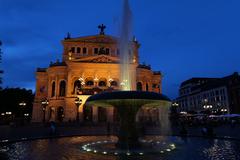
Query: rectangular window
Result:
<box><xmin>106</xmin><ymin>48</ymin><xmax>110</xmax><ymax>55</ymax></box>
<box><xmin>117</xmin><ymin>49</ymin><xmax>120</xmax><ymax>55</ymax></box>
<box><xmin>83</xmin><ymin>47</ymin><xmax>87</xmax><ymax>54</ymax></box>
<box><xmin>71</xmin><ymin>47</ymin><xmax>75</xmax><ymax>53</ymax></box>
<box><xmin>77</xmin><ymin>47</ymin><xmax>81</xmax><ymax>53</ymax></box>
<box><xmin>111</xmin><ymin>49</ymin><xmax>115</xmax><ymax>55</ymax></box>
<box><xmin>94</xmin><ymin>48</ymin><xmax>98</xmax><ymax>54</ymax></box>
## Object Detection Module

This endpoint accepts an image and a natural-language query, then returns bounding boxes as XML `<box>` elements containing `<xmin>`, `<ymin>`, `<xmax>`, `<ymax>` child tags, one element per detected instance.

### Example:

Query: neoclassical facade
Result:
<box><xmin>32</xmin><ymin>28</ymin><xmax>162</xmax><ymax>123</ymax></box>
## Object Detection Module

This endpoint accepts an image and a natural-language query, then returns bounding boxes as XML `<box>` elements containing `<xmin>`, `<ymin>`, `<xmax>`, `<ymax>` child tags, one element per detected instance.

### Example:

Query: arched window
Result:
<box><xmin>146</xmin><ymin>83</ymin><xmax>149</xmax><ymax>91</ymax></box>
<box><xmin>77</xmin><ymin>47</ymin><xmax>81</xmax><ymax>53</ymax></box>
<box><xmin>71</xmin><ymin>47</ymin><xmax>75</xmax><ymax>53</ymax></box>
<box><xmin>59</xmin><ymin>81</ymin><xmax>66</xmax><ymax>97</ymax></box>
<box><xmin>86</xmin><ymin>80</ymin><xmax>94</xmax><ymax>86</ymax></box>
<box><xmin>94</xmin><ymin>48</ymin><xmax>98</xmax><ymax>54</ymax></box>
<box><xmin>73</xmin><ymin>80</ymin><xmax>81</xmax><ymax>94</ymax></box>
<box><xmin>136</xmin><ymin>82</ymin><xmax>142</xmax><ymax>91</ymax></box>
<box><xmin>74</xmin><ymin>80</ymin><xmax>81</xmax><ymax>88</ymax></box>
<box><xmin>83</xmin><ymin>47</ymin><xmax>87</xmax><ymax>54</ymax></box>
<box><xmin>51</xmin><ymin>81</ymin><xmax>56</xmax><ymax>97</ymax></box>
<box><xmin>99</xmin><ymin>81</ymin><xmax>106</xmax><ymax>87</ymax></box>
<box><xmin>110</xmin><ymin>81</ymin><xmax>118</xmax><ymax>87</ymax></box>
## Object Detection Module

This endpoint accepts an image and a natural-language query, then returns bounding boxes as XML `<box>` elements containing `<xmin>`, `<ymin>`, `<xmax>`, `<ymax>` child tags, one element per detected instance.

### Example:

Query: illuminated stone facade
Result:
<box><xmin>32</xmin><ymin>29</ymin><xmax>162</xmax><ymax>122</ymax></box>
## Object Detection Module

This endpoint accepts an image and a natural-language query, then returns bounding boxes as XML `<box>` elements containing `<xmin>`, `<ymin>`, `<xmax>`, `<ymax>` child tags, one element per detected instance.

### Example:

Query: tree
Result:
<box><xmin>0</xmin><ymin>88</ymin><xmax>34</xmax><ymax>123</ymax></box>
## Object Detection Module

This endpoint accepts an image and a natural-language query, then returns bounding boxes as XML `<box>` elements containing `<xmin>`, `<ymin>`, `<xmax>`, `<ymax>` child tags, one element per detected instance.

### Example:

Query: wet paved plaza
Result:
<box><xmin>0</xmin><ymin>135</ymin><xmax>240</xmax><ymax>160</ymax></box>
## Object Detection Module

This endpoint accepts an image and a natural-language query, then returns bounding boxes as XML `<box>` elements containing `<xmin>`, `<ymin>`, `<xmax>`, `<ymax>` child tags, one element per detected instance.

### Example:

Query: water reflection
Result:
<box><xmin>203</xmin><ymin>139</ymin><xmax>240</xmax><ymax>160</ymax></box>
<box><xmin>0</xmin><ymin>136</ymin><xmax>239</xmax><ymax>160</ymax></box>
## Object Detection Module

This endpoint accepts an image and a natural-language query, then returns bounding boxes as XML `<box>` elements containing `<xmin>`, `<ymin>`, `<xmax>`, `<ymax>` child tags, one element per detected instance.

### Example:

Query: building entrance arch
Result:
<box><xmin>57</xmin><ymin>107</ymin><xmax>64</xmax><ymax>122</ymax></box>
<box><xmin>83</xmin><ymin>105</ymin><xmax>93</xmax><ymax>122</ymax></box>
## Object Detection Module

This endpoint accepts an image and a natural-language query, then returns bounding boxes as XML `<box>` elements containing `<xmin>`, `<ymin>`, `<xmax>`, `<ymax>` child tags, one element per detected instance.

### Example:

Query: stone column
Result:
<box><xmin>130</xmin><ymin>64</ymin><xmax>137</xmax><ymax>90</ymax></box>
<box><xmin>31</xmin><ymin>102</ymin><xmax>42</xmax><ymax>122</ymax></box>
<box><xmin>92</xmin><ymin>106</ymin><xmax>98</xmax><ymax>123</ymax></box>
<box><xmin>107</xmin><ymin>107</ymin><xmax>114</xmax><ymax>123</ymax></box>
<box><xmin>49</xmin><ymin>107</ymin><xmax>56</xmax><ymax>122</ymax></box>
<box><xmin>64</xmin><ymin>97</ymin><xmax>76</xmax><ymax>122</ymax></box>
<box><xmin>66</xmin><ymin>72</ymin><xmax>73</xmax><ymax>96</ymax></box>
<box><xmin>79</xmin><ymin>104</ymin><xmax>84</xmax><ymax>122</ymax></box>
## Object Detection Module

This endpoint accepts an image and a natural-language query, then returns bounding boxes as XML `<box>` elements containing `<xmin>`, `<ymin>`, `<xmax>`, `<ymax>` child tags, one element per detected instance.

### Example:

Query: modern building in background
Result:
<box><xmin>32</xmin><ymin>26</ymin><xmax>162</xmax><ymax>123</ymax></box>
<box><xmin>176</xmin><ymin>72</ymin><xmax>240</xmax><ymax>114</ymax></box>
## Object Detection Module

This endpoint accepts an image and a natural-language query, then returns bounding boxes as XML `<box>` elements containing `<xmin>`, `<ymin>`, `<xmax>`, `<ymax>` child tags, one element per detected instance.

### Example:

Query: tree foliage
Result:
<box><xmin>0</xmin><ymin>88</ymin><xmax>34</xmax><ymax>117</ymax></box>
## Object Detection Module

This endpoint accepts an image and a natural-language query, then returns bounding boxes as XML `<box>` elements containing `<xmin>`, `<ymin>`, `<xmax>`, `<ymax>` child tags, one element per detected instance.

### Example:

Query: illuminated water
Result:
<box><xmin>119</xmin><ymin>0</ymin><xmax>133</xmax><ymax>90</ymax></box>
<box><xmin>0</xmin><ymin>136</ymin><xmax>239</xmax><ymax>160</ymax></box>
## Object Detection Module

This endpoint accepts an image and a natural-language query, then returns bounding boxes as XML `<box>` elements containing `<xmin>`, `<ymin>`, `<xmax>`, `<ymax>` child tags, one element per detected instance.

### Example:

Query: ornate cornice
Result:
<box><xmin>72</xmin><ymin>55</ymin><xmax>120</xmax><ymax>63</ymax></box>
<box><xmin>63</xmin><ymin>35</ymin><xmax>118</xmax><ymax>44</ymax></box>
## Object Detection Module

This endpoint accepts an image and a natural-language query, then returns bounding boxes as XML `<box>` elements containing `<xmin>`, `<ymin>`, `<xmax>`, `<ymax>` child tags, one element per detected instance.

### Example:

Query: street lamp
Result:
<box><xmin>19</xmin><ymin>102</ymin><xmax>26</xmax><ymax>106</ymax></box>
<box><xmin>19</xmin><ymin>102</ymin><xmax>26</xmax><ymax>113</ymax></box>
<box><xmin>41</xmin><ymin>99</ymin><xmax>49</xmax><ymax>123</ymax></box>
<box><xmin>172</xmin><ymin>102</ymin><xmax>179</xmax><ymax>107</ymax></box>
<box><xmin>203</xmin><ymin>99</ymin><xmax>213</xmax><ymax>114</ymax></box>
<box><xmin>74</xmin><ymin>97</ymin><xmax>82</xmax><ymax>122</ymax></box>
<box><xmin>171</xmin><ymin>102</ymin><xmax>179</xmax><ymax>114</ymax></box>
<box><xmin>108</xmin><ymin>78</ymin><xmax>113</xmax><ymax>86</ymax></box>
<box><xmin>19</xmin><ymin>102</ymin><xmax>27</xmax><ymax>124</ymax></box>
<box><xmin>221</xmin><ymin>108</ymin><xmax>228</xmax><ymax>114</ymax></box>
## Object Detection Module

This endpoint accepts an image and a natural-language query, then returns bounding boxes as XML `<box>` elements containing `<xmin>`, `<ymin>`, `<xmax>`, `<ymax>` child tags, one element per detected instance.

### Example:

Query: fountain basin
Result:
<box><xmin>86</xmin><ymin>91</ymin><xmax>171</xmax><ymax>149</ymax></box>
<box><xmin>86</xmin><ymin>91</ymin><xmax>171</xmax><ymax>108</ymax></box>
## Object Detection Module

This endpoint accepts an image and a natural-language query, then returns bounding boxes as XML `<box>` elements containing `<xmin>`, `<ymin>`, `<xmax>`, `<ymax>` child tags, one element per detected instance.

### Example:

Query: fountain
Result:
<box><xmin>119</xmin><ymin>0</ymin><xmax>133</xmax><ymax>91</ymax></box>
<box><xmin>86</xmin><ymin>91</ymin><xmax>171</xmax><ymax>150</ymax></box>
<box><xmin>85</xmin><ymin>0</ymin><xmax>172</xmax><ymax>152</ymax></box>
<box><xmin>1</xmin><ymin>0</ymin><xmax>240</xmax><ymax>159</ymax></box>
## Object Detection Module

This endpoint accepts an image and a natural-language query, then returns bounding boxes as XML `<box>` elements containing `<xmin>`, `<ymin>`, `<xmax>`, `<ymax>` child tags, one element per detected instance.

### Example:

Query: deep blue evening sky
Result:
<box><xmin>1</xmin><ymin>0</ymin><xmax>240</xmax><ymax>98</ymax></box>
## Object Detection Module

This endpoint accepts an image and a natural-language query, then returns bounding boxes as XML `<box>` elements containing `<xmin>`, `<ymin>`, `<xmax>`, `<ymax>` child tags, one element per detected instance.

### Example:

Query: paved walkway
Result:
<box><xmin>0</xmin><ymin>123</ymin><xmax>239</xmax><ymax>143</ymax></box>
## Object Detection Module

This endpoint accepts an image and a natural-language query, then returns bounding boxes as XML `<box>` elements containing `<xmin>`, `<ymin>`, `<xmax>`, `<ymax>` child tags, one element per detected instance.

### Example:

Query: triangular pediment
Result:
<box><xmin>72</xmin><ymin>55</ymin><xmax>120</xmax><ymax>63</ymax></box>
<box><xmin>63</xmin><ymin>35</ymin><xmax>118</xmax><ymax>44</ymax></box>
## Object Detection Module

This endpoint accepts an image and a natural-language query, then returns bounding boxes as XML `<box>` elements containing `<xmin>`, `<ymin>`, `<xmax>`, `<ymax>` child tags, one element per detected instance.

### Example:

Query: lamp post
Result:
<box><xmin>172</xmin><ymin>102</ymin><xmax>179</xmax><ymax>107</ymax></box>
<box><xmin>19</xmin><ymin>102</ymin><xmax>26</xmax><ymax>124</ymax></box>
<box><xmin>74</xmin><ymin>97</ymin><xmax>82</xmax><ymax>122</ymax></box>
<box><xmin>172</xmin><ymin>102</ymin><xmax>179</xmax><ymax>114</ymax></box>
<box><xmin>41</xmin><ymin>99</ymin><xmax>49</xmax><ymax>123</ymax></box>
<box><xmin>203</xmin><ymin>99</ymin><xmax>212</xmax><ymax>114</ymax></box>
<box><xmin>221</xmin><ymin>108</ymin><xmax>228</xmax><ymax>114</ymax></box>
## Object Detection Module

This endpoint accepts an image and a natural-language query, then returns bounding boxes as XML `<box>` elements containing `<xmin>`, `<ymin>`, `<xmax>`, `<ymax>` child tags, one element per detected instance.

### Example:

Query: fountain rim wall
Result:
<box><xmin>87</xmin><ymin>91</ymin><xmax>171</xmax><ymax>102</ymax></box>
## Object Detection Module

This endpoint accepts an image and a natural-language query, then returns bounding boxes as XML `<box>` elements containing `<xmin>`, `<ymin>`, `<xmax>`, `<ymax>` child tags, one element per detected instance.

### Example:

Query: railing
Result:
<box><xmin>74</xmin><ymin>87</ymin><xmax>119</xmax><ymax>95</ymax></box>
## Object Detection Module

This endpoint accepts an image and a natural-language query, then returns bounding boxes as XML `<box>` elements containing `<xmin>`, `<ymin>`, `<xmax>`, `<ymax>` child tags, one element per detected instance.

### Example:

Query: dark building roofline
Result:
<box><xmin>178</xmin><ymin>72</ymin><xmax>240</xmax><ymax>98</ymax></box>
<box><xmin>36</xmin><ymin>68</ymin><xmax>47</xmax><ymax>72</ymax></box>
<box><xmin>63</xmin><ymin>34</ymin><xmax>118</xmax><ymax>42</ymax></box>
<box><xmin>62</xmin><ymin>34</ymin><xmax>140</xmax><ymax>47</ymax></box>
<box><xmin>49</xmin><ymin>61</ymin><xmax>67</xmax><ymax>67</ymax></box>
<box><xmin>181</xmin><ymin>72</ymin><xmax>240</xmax><ymax>88</ymax></box>
<box><xmin>180</xmin><ymin>78</ymin><xmax>219</xmax><ymax>87</ymax></box>
<box><xmin>137</xmin><ymin>64</ymin><xmax>151</xmax><ymax>70</ymax></box>
<box><xmin>153</xmin><ymin>71</ymin><xmax>161</xmax><ymax>75</ymax></box>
